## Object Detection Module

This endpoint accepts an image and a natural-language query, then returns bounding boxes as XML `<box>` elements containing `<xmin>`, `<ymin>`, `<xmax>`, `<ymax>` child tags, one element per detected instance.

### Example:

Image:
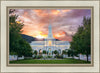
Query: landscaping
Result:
<box><xmin>10</xmin><ymin>58</ymin><xmax>90</xmax><ymax>64</ymax></box>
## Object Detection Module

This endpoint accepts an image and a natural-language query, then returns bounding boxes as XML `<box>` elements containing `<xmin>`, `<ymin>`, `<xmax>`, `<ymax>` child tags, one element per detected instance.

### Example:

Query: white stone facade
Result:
<box><xmin>30</xmin><ymin>24</ymin><xmax>70</xmax><ymax>56</ymax></box>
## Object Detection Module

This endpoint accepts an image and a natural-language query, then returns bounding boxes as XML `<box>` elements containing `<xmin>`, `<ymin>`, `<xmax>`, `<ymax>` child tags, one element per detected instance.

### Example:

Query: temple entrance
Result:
<box><xmin>58</xmin><ymin>49</ymin><xmax>61</xmax><ymax>55</ymax></box>
<box><xmin>48</xmin><ymin>48</ymin><xmax>52</xmax><ymax>56</ymax></box>
<box><xmin>48</xmin><ymin>40</ymin><xmax>52</xmax><ymax>46</ymax></box>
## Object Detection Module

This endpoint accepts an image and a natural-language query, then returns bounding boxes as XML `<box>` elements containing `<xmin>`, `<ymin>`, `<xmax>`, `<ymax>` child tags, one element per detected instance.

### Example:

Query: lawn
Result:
<box><xmin>10</xmin><ymin>58</ymin><xmax>90</xmax><ymax>64</ymax></box>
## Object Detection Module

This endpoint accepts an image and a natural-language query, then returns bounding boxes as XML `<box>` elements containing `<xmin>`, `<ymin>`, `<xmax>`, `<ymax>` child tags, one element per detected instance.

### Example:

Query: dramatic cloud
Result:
<box><xmin>12</xmin><ymin>9</ymin><xmax>91</xmax><ymax>41</ymax></box>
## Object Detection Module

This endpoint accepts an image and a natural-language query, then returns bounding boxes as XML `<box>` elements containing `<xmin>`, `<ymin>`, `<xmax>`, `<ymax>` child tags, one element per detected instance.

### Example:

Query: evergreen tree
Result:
<box><xmin>9</xmin><ymin>15</ymin><xmax>33</xmax><ymax>60</ymax></box>
<box><xmin>70</xmin><ymin>16</ymin><xmax>91</xmax><ymax>62</ymax></box>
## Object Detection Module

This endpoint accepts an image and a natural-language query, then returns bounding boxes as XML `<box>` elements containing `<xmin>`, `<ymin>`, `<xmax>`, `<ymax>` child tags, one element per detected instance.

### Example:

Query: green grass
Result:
<box><xmin>10</xmin><ymin>58</ymin><xmax>90</xmax><ymax>64</ymax></box>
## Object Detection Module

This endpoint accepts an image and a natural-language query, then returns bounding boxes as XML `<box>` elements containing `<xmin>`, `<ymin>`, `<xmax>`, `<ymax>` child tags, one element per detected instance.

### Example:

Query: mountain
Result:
<box><xmin>21</xmin><ymin>34</ymin><xmax>60</xmax><ymax>43</ymax></box>
<box><xmin>21</xmin><ymin>34</ymin><xmax>37</xmax><ymax>43</ymax></box>
<box><xmin>55</xmin><ymin>39</ymin><xmax>60</xmax><ymax>41</ymax></box>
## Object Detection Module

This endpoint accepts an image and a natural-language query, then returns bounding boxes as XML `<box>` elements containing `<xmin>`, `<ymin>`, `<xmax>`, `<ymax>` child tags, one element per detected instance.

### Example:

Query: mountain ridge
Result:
<box><xmin>21</xmin><ymin>34</ymin><xmax>60</xmax><ymax>43</ymax></box>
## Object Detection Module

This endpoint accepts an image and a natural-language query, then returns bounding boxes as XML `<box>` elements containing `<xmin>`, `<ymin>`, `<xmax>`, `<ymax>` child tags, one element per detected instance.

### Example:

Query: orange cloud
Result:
<box><xmin>33</xmin><ymin>10</ymin><xmax>48</xmax><ymax>17</ymax></box>
<box><xmin>53</xmin><ymin>31</ymin><xmax>72</xmax><ymax>41</ymax></box>
<box><xmin>62</xmin><ymin>10</ymin><xmax>71</xmax><ymax>13</ymax></box>
<box><xmin>54</xmin><ymin>31</ymin><xmax>66</xmax><ymax>38</ymax></box>
<box><xmin>22</xmin><ymin>24</ymin><xmax>48</xmax><ymax>39</ymax></box>
<box><xmin>51</xmin><ymin>10</ymin><xmax>60</xmax><ymax>15</ymax></box>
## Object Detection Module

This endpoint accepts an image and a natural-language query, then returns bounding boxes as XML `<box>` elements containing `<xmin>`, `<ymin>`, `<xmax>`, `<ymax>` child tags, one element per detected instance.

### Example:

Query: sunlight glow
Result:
<box><xmin>34</xmin><ymin>31</ymin><xmax>47</xmax><ymax>39</ymax></box>
<box><xmin>35</xmin><ymin>35</ymin><xmax>44</xmax><ymax>39</ymax></box>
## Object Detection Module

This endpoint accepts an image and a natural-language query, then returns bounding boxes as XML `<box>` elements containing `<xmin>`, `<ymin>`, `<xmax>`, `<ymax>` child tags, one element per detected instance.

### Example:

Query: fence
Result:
<box><xmin>9</xmin><ymin>55</ymin><xmax>24</xmax><ymax>61</ymax></box>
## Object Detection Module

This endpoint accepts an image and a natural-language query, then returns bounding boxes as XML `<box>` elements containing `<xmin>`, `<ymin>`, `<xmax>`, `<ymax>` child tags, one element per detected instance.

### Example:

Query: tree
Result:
<box><xmin>9</xmin><ymin>14</ymin><xmax>33</xmax><ymax>60</ymax></box>
<box><xmin>54</xmin><ymin>50</ymin><xmax>58</xmax><ymax>56</ymax></box>
<box><xmin>9</xmin><ymin>15</ymin><xmax>24</xmax><ymax>58</ymax></box>
<box><xmin>67</xmin><ymin>49</ymin><xmax>72</xmax><ymax>57</ymax></box>
<box><xmin>62</xmin><ymin>50</ymin><xmax>66</xmax><ymax>55</ymax></box>
<box><xmin>19</xmin><ymin>40</ymin><xmax>33</xmax><ymax>57</ymax></box>
<box><xmin>70</xmin><ymin>16</ymin><xmax>91</xmax><ymax>62</ymax></box>
<box><xmin>43</xmin><ymin>50</ymin><xmax>46</xmax><ymax>54</ymax></box>
<box><xmin>34</xmin><ymin>50</ymin><xmax>38</xmax><ymax>55</ymax></box>
<box><xmin>62</xmin><ymin>50</ymin><xmax>67</xmax><ymax>58</ymax></box>
<box><xmin>81</xmin><ymin>17</ymin><xmax>91</xmax><ymax>62</ymax></box>
<box><xmin>9</xmin><ymin>9</ymin><xmax>15</xmax><ymax>14</ymax></box>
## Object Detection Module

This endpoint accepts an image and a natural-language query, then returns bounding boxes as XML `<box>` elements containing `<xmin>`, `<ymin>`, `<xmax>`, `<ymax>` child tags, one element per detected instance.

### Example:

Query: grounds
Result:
<box><xmin>10</xmin><ymin>58</ymin><xmax>90</xmax><ymax>64</ymax></box>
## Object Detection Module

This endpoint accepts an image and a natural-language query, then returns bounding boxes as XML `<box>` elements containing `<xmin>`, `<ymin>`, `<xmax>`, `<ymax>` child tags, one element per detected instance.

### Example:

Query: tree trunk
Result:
<box><xmin>86</xmin><ymin>54</ymin><xmax>88</xmax><ymax>62</ymax></box>
<box><xmin>78</xmin><ymin>54</ymin><xmax>80</xmax><ymax>60</ymax></box>
<box><xmin>72</xmin><ymin>54</ymin><xmax>74</xmax><ymax>59</ymax></box>
<box><xmin>79</xmin><ymin>54</ymin><xmax>81</xmax><ymax>60</ymax></box>
<box><xmin>17</xmin><ymin>55</ymin><xmax>18</xmax><ymax>60</ymax></box>
<box><xmin>72</xmin><ymin>55</ymin><xmax>74</xmax><ymax>59</ymax></box>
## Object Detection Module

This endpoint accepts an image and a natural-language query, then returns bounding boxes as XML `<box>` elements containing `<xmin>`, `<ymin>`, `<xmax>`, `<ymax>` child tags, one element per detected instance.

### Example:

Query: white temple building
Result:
<box><xmin>30</xmin><ymin>24</ymin><xmax>70</xmax><ymax>56</ymax></box>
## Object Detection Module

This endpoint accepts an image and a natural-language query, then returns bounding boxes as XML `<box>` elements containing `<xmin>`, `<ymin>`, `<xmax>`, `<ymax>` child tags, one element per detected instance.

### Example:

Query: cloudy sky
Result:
<box><xmin>11</xmin><ymin>9</ymin><xmax>91</xmax><ymax>41</ymax></box>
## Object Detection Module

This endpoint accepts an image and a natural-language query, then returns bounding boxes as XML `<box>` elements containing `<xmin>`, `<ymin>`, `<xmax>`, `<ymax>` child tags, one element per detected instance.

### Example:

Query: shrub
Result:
<box><xmin>48</xmin><ymin>56</ymin><xmax>52</xmax><ymax>58</ymax></box>
<box><xmin>37</xmin><ymin>55</ymin><xmax>43</xmax><ymax>59</ymax></box>
<box><xmin>55</xmin><ymin>55</ymin><xmax>63</xmax><ymax>59</ymax></box>
<box><xmin>24</xmin><ymin>57</ymin><xmax>32</xmax><ymax>60</ymax></box>
<box><xmin>33</xmin><ymin>55</ymin><xmax>37</xmax><ymax>59</ymax></box>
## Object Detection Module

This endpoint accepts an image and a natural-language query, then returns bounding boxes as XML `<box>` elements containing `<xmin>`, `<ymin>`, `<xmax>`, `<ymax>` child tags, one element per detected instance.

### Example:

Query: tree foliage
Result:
<box><xmin>43</xmin><ymin>50</ymin><xmax>46</xmax><ymax>54</ymax></box>
<box><xmin>54</xmin><ymin>50</ymin><xmax>58</xmax><ymax>55</ymax></box>
<box><xmin>70</xmin><ymin>16</ymin><xmax>91</xmax><ymax>62</ymax></box>
<box><xmin>34</xmin><ymin>50</ymin><xmax>38</xmax><ymax>55</ymax></box>
<box><xmin>9</xmin><ymin>15</ymin><xmax>33</xmax><ymax>58</ymax></box>
<box><xmin>62</xmin><ymin>50</ymin><xmax>67</xmax><ymax>55</ymax></box>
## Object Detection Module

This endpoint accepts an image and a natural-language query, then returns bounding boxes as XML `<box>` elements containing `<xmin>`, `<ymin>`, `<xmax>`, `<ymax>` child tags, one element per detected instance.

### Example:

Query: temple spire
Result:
<box><xmin>48</xmin><ymin>24</ymin><xmax>53</xmax><ymax>39</ymax></box>
<box><xmin>47</xmin><ymin>10</ymin><xmax>53</xmax><ymax>39</ymax></box>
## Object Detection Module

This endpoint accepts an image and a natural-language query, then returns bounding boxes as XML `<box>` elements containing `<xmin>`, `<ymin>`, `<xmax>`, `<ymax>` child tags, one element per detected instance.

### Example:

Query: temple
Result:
<box><xmin>30</xmin><ymin>24</ymin><xmax>70</xmax><ymax>56</ymax></box>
